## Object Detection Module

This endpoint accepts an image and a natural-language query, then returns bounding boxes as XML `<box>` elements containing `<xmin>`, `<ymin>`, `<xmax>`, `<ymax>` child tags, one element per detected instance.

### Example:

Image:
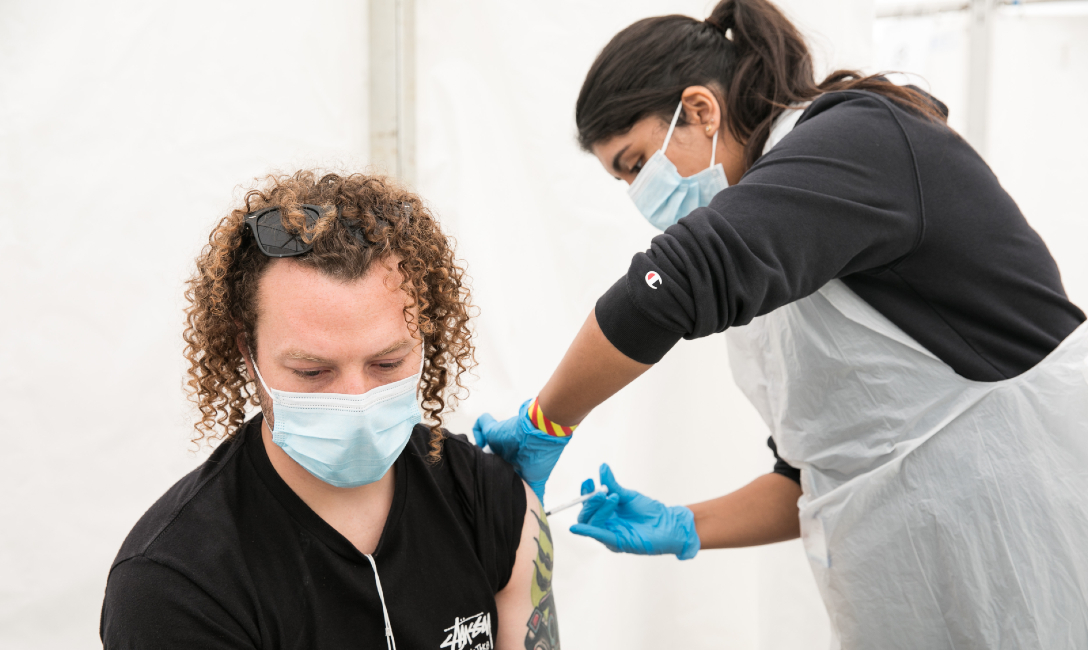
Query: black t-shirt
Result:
<box><xmin>100</xmin><ymin>416</ymin><xmax>526</xmax><ymax>649</ymax></box>
<box><xmin>595</xmin><ymin>90</ymin><xmax>1085</xmax><ymax>483</ymax></box>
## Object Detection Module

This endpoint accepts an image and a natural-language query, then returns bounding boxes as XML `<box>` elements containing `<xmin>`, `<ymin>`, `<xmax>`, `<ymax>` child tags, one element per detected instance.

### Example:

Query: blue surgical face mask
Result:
<box><xmin>627</xmin><ymin>101</ymin><xmax>729</xmax><ymax>231</ymax></box>
<box><xmin>250</xmin><ymin>349</ymin><xmax>424</xmax><ymax>488</ymax></box>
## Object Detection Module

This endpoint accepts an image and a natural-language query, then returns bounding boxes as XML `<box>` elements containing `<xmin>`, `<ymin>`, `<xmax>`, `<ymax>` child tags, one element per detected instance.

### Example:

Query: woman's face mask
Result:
<box><xmin>626</xmin><ymin>101</ymin><xmax>729</xmax><ymax>231</ymax></box>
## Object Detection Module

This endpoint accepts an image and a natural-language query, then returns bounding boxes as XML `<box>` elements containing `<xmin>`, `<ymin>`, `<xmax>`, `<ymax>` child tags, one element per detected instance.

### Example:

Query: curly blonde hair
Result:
<box><xmin>182</xmin><ymin>170</ymin><xmax>474</xmax><ymax>460</ymax></box>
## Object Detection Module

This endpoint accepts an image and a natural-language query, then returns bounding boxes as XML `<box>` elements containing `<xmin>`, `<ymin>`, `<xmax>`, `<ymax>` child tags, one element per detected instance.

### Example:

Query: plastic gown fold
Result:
<box><xmin>723</xmin><ymin>108</ymin><xmax>1088</xmax><ymax>649</ymax></box>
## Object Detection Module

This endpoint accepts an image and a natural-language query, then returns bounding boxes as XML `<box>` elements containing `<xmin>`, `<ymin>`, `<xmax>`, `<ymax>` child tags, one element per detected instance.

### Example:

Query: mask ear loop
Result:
<box><xmin>365</xmin><ymin>554</ymin><xmax>397</xmax><ymax>650</ymax></box>
<box><xmin>710</xmin><ymin>129</ymin><xmax>718</xmax><ymax>167</ymax></box>
<box><xmin>414</xmin><ymin>346</ymin><xmax>426</xmax><ymax>400</ymax></box>
<box><xmin>661</xmin><ymin>101</ymin><xmax>684</xmax><ymax>154</ymax></box>
<box><xmin>245</xmin><ymin>342</ymin><xmax>279</xmax><ymax>435</ymax></box>
<box><xmin>245</xmin><ymin>342</ymin><xmax>275</xmax><ymax>398</ymax></box>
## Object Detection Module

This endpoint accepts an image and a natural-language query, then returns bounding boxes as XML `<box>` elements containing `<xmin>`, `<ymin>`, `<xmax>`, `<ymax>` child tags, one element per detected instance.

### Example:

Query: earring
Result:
<box><xmin>706</xmin><ymin>125</ymin><xmax>713</xmax><ymax>134</ymax></box>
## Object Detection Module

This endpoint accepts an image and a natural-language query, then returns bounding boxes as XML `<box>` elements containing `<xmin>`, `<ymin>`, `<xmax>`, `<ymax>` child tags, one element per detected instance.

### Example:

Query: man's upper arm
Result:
<box><xmin>494</xmin><ymin>480</ymin><xmax>559</xmax><ymax>650</ymax></box>
<box><xmin>101</xmin><ymin>556</ymin><xmax>255</xmax><ymax>650</ymax></box>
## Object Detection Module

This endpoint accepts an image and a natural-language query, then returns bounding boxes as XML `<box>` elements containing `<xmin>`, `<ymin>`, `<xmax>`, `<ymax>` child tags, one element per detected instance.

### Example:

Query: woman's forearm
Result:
<box><xmin>688</xmin><ymin>473</ymin><xmax>802</xmax><ymax>549</ymax></box>
<box><xmin>536</xmin><ymin>309</ymin><xmax>652</xmax><ymax>426</ymax></box>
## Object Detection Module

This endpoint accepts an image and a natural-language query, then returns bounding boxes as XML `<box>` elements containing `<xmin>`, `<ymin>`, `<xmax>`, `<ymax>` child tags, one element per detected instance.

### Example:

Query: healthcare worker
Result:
<box><xmin>474</xmin><ymin>0</ymin><xmax>1088</xmax><ymax>647</ymax></box>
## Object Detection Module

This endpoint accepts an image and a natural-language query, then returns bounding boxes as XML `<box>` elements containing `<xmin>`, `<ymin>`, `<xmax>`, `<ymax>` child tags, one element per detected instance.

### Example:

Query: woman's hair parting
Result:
<box><xmin>182</xmin><ymin>171</ymin><xmax>475</xmax><ymax>461</ymax></box>
<box><xmin>575</xmin><ymin>0</ymin><xmax>947</xmax><ymax>168</ymax></box>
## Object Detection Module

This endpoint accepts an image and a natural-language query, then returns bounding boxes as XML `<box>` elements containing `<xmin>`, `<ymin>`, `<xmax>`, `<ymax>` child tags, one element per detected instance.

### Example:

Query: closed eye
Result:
<box><xmin>291</xmin><ymin>369</ymin><xmax>323</xmax><ymax>379</ymax></box>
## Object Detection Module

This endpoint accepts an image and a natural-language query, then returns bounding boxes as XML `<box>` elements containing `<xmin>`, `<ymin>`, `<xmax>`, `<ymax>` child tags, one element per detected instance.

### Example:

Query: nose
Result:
<box><xmin>332</xmin><ymin>370</ymin><xmax>378</xmax><ymax>395</ymax></box>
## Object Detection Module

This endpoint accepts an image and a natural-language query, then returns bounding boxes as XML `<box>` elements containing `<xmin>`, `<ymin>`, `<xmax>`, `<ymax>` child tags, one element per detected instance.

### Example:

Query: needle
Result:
<box><xmin>544</xmin><ymin>485</ymin><xmax>608</xmax><ymax>517</ymax></box>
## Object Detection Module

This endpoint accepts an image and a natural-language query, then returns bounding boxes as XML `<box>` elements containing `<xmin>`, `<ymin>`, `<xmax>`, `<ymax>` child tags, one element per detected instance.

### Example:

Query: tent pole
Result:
<box><xmin>370</xmin><ymin>0</ymin><xmax>416</xmax><ymax>183</ymax></box>
<box><xmin>965</xmin><ymin>0</ymin><xmax>995</xmax><ymax>157</ymax></box>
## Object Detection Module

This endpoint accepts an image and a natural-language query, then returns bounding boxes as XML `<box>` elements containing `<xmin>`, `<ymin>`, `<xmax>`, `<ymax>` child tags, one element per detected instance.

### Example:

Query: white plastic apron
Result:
<box><xmin>726</xmin><ymin>109</ymin><xmax>1088</xmax><ymax>649</ymax></box>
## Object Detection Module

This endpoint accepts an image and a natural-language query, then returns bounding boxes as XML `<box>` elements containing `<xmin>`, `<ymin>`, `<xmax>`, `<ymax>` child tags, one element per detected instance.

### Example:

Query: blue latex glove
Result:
<box><xmin>570</xmin><ymin>463</ymin><xmax>700</xmax><ymax>560</ymax></box>
<box><xmin>473</xmin><ymin>399</ymin><xmax>571</xmax><ymax>503</ymax></box>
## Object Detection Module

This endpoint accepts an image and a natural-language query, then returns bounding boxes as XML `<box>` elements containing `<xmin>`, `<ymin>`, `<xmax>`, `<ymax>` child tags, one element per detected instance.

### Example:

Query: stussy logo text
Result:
<box><xmin>439</xmin><ymin>611</ymin><xmax>493</xmax><ymax>650</ymax></box>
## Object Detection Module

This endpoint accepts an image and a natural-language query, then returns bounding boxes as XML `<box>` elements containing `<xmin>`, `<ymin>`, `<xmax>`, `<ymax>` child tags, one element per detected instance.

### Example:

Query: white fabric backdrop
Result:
<box><xmin>9</xmin><ymin>1</ymin><xmax>1084</xmax><ymax>649</ymax></box>
<box><xmin>0</xmin><ymin>1</ymin><xmax>369</xmax><ymax>647</ymax></box>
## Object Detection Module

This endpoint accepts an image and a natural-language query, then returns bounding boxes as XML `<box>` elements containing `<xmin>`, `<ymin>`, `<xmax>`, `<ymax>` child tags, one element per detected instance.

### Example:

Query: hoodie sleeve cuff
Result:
<box><xmin>594</xmin><ymin>276</ymin><xmax>683</xmax><ymax>365</ymax></box>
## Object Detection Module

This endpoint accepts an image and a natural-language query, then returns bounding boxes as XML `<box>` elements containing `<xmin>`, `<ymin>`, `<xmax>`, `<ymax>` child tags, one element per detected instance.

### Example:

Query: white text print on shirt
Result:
<box><xmin>439</xmin><ymin>611</ymin><xmax>493</xmax><ymax>650</ymax></box>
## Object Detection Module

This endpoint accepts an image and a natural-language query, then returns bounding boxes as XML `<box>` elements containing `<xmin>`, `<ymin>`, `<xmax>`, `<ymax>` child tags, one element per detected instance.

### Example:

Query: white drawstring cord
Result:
<box><xmin>661</xmin><ymin>101</ymin><xmax>718</xmax><ymax>167</ymax></box>
<box><xmin>365</xmin><ymin>554</ymin><xmax>397</xmax><ymax>650</ymax></box>
<box><xmin>661</xmin><ymin>101</ymin><xmax>684</xmax><ymax>154</ymax></box>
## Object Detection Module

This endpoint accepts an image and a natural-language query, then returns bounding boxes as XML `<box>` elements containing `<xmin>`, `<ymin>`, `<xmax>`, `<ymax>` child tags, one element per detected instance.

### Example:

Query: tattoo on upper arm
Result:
<box><xmin>524</xmin><ymin>510</ymin><xmax>559</xmax><ymax>650</ymax></box>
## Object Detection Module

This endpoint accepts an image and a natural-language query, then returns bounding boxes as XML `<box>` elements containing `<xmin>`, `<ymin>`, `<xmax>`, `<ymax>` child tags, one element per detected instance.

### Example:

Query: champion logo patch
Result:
<box><xmin>645</xmin><ymin>271</ymin><xmax>662</xmax><ymax>289</ymax></box>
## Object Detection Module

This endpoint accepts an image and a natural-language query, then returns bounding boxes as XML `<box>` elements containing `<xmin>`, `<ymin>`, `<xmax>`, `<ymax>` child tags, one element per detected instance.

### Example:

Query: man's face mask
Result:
<box><xmin>250</xmin><ymin>347</ymin><xmax>423</xmax><ymax>488</ymax></box>
<box><xmin>627</xmin><ymin>101</ymin><xmax>729</xmax><ymax>231</ymax></box>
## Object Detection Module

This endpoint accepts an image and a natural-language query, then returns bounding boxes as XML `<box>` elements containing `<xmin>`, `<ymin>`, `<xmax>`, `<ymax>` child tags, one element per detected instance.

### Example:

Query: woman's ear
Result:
<box><xmin>680</xmin><ymin>85</ymin><xmax>722</xmax><ymax>136</ymax></box>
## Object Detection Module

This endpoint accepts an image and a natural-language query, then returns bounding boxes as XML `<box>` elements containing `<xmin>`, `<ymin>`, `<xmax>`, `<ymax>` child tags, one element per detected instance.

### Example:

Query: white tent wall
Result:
<box><xmin>0</xmin><ymin>1</ymin><xmax>369</xmax><ymax>648</ymax></box>
<box><xmin>413</xmin><ymin>1</ymin><xmax>872</xmax><ymax>648</ymax></box>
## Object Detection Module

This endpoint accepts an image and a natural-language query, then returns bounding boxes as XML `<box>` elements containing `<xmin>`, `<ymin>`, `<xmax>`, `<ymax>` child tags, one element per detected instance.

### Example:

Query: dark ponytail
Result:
<box><xmin>576</xmin><ymin>0</ymin><xmax>946</xmax><ymax>169</ymax></box>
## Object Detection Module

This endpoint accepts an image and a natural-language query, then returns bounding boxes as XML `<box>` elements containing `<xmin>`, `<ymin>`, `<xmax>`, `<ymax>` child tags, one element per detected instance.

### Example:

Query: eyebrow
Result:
<box><xmin>282</xmin><ymin>339</ymin><xmax>413</xmax><ymax>364</ymax></box>
<box><xmin>371</xmin><ymin>339</ymin><xmax>415</xmax><ymax>358</ymax></box>
<box><xmin>611</xmin><ymin>144</ymin><xmax>631</xmax><ymax>176</ymax></box>
<box><xmin>283</xmin><ymin>350</ymin><xmax>334</xmax><ymax>363</ymax></box>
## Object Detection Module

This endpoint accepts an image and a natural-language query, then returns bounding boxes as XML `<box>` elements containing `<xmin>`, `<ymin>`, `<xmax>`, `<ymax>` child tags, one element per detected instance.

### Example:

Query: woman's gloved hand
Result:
<box><xmin>473</xmin><ymin>399</ymin><xmax>571</xmax><ymax>503</ymax></box>
<box><xmin>570</xmin><ymin>463</ymin><xmax>700</xmax><ymax>560</ymax></box>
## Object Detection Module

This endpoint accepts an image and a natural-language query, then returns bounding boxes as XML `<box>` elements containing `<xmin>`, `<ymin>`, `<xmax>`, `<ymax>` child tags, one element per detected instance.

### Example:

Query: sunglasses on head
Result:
<box><xmin>244</xmin><ymin>204</ymin><xmax>324</xmax><ymax>258</ymax></box>
<box><xmin>245</xmin><ymin>202</ymin><xmax>405</xmax><ymax>258</ymax></box>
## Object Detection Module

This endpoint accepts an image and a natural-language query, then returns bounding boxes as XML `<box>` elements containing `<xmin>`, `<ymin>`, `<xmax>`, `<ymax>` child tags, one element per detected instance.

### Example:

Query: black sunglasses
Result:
<box><xmin>244</xmin><ymin>204</ymin><xmax>325</xmax><ymax>258</ymax></box>
<box><xmin>245</xmin><ymin>202</ymin><xmax>403</xmax><ymax>258</ymax></box>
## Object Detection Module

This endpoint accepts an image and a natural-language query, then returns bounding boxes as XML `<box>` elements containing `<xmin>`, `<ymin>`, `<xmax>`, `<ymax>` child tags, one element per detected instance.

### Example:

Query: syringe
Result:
<box><xmin>544</xmin><ymin>485</ymin><xmax>609</xmax><ymax>517</ymax></box>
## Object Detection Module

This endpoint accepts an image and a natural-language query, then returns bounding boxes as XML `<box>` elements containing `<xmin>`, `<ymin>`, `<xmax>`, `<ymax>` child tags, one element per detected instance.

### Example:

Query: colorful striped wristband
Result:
<box><xmin>528</xmin><ymin>397</ymin><xmax>576</xmax><ymax>437</ymax></box>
